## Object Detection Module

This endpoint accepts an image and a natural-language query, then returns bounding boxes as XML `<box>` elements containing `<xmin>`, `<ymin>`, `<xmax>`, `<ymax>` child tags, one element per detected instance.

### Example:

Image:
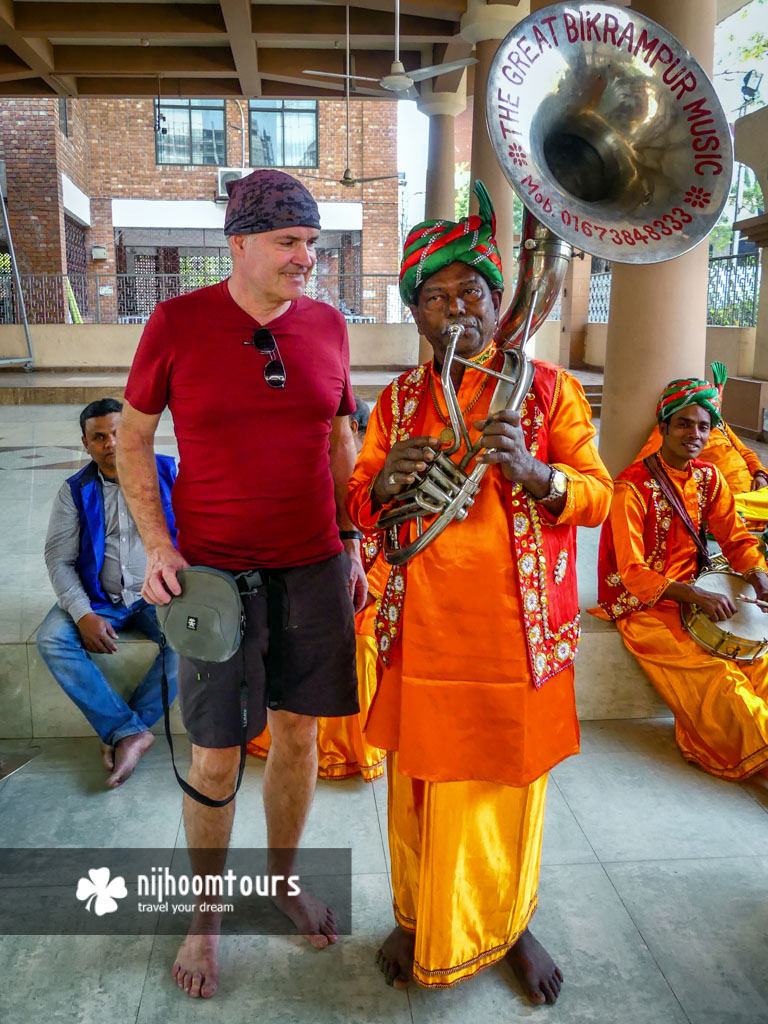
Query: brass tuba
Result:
<box><xmin>378</xmin><ymin>1</ymin><xmax>732</xmax><ymax>566</ymax></box>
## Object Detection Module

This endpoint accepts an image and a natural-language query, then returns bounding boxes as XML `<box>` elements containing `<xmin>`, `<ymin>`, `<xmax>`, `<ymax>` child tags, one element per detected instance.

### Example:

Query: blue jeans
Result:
<box><xmin>36</xmin><ymin>600</ymin><xmax>178</xmax><ymax>746</ymax></box>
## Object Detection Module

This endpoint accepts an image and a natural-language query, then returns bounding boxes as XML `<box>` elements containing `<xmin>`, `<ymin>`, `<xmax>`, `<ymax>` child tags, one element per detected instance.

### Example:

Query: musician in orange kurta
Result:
<box><xmin>347</xmin><ymin>183</ymin><xmax>613</xmax><ymax>1005</ymax></box>
<box><xmin>598</xmin><ymin>376</ymin><xmax>768</xmax><ymax>779</ymax></box>
<box><xmin>635</xmin><ymin>362</ymin><xmax>768</xmax><ymax>527</ymax></box>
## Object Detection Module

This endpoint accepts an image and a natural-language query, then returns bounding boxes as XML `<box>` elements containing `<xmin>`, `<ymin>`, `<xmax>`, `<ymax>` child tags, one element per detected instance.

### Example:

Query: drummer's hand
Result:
<box><xmin>689</xmin><ymin>587</ymin><xmax>737</xmax><ymax>621</ymax></box>
<box><xmin>372</xmin><ymin>436</ymin><xmax>441</xmax><ymax>507</ymax></box>
<box><xmin>749</xmin><ymin>571</ymin><xmax>768</xmax><ymax>610</ymax></box>
<box><xmin>751</xmin><ymin>471</ymin><xmax>768</xmax><ymax>492</ymax></box>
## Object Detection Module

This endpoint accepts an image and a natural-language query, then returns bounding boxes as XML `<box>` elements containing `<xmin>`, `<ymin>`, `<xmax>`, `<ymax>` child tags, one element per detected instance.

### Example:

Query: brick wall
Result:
<box><xmin>0</xmin><ymin>95</ymin><xmax>400</xmax><ymax>323</ymax></box>
<box><xmin>0</xmin><ymin>98</ymin><xmax>66</xmax><ymax>320</ymax></box>
<box><xmin>56</xmin><ymin>98</ymin><xmax>89</xmax><ymax>196</ymax></box>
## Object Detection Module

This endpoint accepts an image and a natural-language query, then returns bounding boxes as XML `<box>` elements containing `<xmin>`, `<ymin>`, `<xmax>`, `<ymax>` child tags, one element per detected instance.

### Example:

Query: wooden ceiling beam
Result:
<box><xmin>301</xmin><ymin>0</ymin><xmax>467</xmax><ymax>19</ymax></box>
<box><xmin>14</xmin><ymin>3</ymin><xmax>226</xmax><ymax>40</ymax></box>
<box><xmin>258</xmin><ymin>46</ymin><xmax>421</xmax><ymax>78</ymax></box>
<box><xmin>54</xmin><ymin>45</ymin><xmax>237</xmax><ymax>77</ymax></box>
<box><xmin>220</xmin><ymin>0</ymin><xmax>261</xmax><ymax>97</ymax></box>
<box><xmin>0</xmin><ymin>0</ymin><xmax>74</xmax><ymax>94</ymax></box>
<box><xmin>251</xmin><ymin>5</ymin><xmax>456</xmax><ymax>41</ymax></box>
<box><xmin>76</xmin><ymin>76</ymin><xmax>243</xmax><ymax>98</ymax></box>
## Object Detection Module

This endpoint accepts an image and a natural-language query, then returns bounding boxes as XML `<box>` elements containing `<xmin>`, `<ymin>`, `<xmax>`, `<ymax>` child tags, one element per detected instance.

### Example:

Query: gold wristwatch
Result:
<box><xmin>534</xmin><ymin>467</ymin><xmax>568</xmax><ymax>503</ymax></box>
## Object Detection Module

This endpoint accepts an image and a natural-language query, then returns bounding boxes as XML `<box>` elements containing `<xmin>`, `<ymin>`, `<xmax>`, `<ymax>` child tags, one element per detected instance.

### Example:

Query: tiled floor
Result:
<box><xmin>1</xmin><ymin>404</ymin><xmax>768</xmax><ymax>1024</ymax></box>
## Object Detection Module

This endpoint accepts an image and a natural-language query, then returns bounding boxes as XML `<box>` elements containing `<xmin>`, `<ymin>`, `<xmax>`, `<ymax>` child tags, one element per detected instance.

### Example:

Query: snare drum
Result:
<box><xmin>681</xmin><ymin>569</ymin><xmax>768</xmax><ymax>662</ymax></box>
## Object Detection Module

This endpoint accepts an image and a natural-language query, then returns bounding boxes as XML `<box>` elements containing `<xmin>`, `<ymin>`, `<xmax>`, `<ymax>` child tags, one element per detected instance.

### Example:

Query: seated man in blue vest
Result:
<box><xmin>37</xmin><ymin>398</ymin><xmax>179</xmax><ymax>788</ymax></box>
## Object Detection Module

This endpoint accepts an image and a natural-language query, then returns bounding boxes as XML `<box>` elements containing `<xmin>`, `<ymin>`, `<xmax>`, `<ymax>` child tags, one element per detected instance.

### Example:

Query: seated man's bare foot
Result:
<box><xmin>504</xmin><ymin>927</ymin><xmax>563</xmax><ymax>1005</ymax></box>
<box><xmin>101</xmin><ymin>744</ymin><xmax>114</xmax><ymax>771</ymax></box>
<box><xmin>105</xmin><ymin>731</ymin><xmax>154</xmax><ymax>788</ymax></box>
<box><xmin>172</xmin><ymin>932</ymin><xmax>220</xmax><ymax>999</ymax></box>
<box><xmin>271</xmin><ymin>880</ymin><xmax>337</xmax><ymax>949</ymax></box>
<box><xmin>376</xmin><ymin>925</ymin><xmax>415</xmax><ymax>989</ymax></box>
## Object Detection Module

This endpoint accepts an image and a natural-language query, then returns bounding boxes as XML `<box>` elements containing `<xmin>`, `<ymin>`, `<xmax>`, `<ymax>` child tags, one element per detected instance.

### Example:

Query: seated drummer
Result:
<box><xmin>596</xmin><ymin>374</ymin><xmax>768</xmax><ymax>780</ymax></box>
<box><xmin>636</xmin><ymin>362</ymin><xmax>768</xmax><ymax>528</ymax></box>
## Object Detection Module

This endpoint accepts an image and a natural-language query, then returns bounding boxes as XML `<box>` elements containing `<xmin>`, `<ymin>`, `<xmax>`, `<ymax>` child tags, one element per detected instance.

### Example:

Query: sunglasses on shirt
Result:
<box><xmin>244</xmin><ymin>328</ymin><xmax>286</xmax><ymax>389</ymax></box>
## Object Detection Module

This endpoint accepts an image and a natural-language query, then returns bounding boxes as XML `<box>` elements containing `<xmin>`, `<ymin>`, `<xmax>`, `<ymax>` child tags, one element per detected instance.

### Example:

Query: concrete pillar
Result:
<box><xmin>415</xmin><ymin>84</ymin><xmax>467</xmax><ymax>361</ymax></box>
<box><xmin>559</xmin><ymin>254</ymin><xmax>592</xmax><ymax>368</ymax></box>
<box><xmin>418</xmin><ymin>81</ymin><xmax>467</xmax><ymax>223</ymax></box>
<box><xmin>460</xmin><ymin>1</ymin><xmax>527</xmax><ymax>263</ymax></box>
<box><xmin>734</xmin><ymin>106</ymin><xmax>768</xmax><ymax>381</ymax></box>
<box><xmin>599</xmin><ymin>0</ymin><xmax>717</xmax><ymax>477</ymax></box>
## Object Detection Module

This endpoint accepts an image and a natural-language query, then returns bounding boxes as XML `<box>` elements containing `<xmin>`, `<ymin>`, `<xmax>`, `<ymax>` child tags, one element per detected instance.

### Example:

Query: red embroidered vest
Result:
<box><xmin>366</xmin><ymin>356</ymin><xmax>582</xmax><ymax>689</ymax></box>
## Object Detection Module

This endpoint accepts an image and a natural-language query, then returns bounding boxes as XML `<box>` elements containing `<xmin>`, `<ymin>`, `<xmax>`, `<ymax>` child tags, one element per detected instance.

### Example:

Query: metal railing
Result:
<box><xmin>588</xmin><ymin>272</ymin><xmax>612</xmax><ymax>323</ymax></box>
<box><xmin>587</xmin><ymin>253</ymin><xmax>762</xmax><ymax>327</ymax></box>
<box><xmin>707</xmin><ymin>252</ymin><xmax>761</xmax><ymax>327</ymax></box>
<box><xmin>0</xmin><ymin>259</ymin><xmax>758</xmax><ymax>327</ymax></box>
<box><xmin>0</xmin><ymin>272</ymin><xmax>411</xmax><ymax>325</ymax></box>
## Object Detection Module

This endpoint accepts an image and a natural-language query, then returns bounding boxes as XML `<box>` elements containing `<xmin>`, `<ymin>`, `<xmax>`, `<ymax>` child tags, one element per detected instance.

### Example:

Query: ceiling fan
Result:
<box><xmin>302</xmin><ymin>0</ymin><xmax>477</xmax><ymax>100</ymax></box>
<box><xmin>306</xmin><ymin>7</ymin><xmax>403</xmax><ymax>188</ymax></box>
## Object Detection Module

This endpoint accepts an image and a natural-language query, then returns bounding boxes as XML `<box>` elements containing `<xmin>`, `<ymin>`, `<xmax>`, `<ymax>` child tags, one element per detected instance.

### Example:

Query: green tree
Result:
<box><xmin>733</xmin><ymin>0</ymin><xmax>768</xmax><ymax>60</ymax></box>
<box><xmin>455</xmin><ymin>162</ymin><xmax>470</xmax><ymax>218</ymax></box>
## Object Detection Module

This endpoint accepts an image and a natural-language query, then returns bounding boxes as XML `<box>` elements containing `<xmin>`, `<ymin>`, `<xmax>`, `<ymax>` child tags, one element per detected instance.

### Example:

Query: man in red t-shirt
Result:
<box><xmin>117</xmin><ymin>169</ymin><xmax>367</xmax><ymax>999</ymax></box>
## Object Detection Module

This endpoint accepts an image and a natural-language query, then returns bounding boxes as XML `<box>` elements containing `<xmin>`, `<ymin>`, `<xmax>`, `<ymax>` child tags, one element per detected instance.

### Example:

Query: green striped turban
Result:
<box><xmin>399</xmin><ymin>180</ymin><xmax>504</xmax><ymax>305</ymax></box>
<box><xmin>656</xmin><ymin>362</ymin><xmax>727</xmax><ymax>427</ymax></box>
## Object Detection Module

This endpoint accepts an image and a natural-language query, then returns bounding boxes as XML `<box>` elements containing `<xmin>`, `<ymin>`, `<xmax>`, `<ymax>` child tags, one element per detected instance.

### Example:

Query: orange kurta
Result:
<box><xmin>636</xmin><ymin>423</ymin><xmax>768</xmax><ymax>528</ymax></box>
<box><xmin>347</xmin><ymin>357</ymin><xmax>613</xmax><ymax>787</ymax></box>
<box><xmin>602</xmin><ymin>457</ymin><xmax>768</xmax><ymax>778</ymax></box>
<box><xmin>347</xmin><ymin>353</ymin><xmax>611</xmax><ymax>988</ymax></box>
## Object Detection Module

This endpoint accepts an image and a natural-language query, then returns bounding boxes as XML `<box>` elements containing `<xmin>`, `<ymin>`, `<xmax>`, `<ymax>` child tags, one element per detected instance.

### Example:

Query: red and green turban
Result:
<box><xmin>399</xmin><ymin>180</ymin><xmax>504</xmax><ymax>305</ymax></box>
<box><xmin>656</xmin><ymin>362</ymin><xmax>727</xmax><ymax>427</ymax></box>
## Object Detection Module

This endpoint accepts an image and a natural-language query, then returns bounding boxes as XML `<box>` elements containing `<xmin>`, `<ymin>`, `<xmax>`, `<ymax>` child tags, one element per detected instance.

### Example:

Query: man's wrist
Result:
<box><xmin>339</xmin><ymin>529</ymin><xmax>363</xmax><ymax>541</ymax></box>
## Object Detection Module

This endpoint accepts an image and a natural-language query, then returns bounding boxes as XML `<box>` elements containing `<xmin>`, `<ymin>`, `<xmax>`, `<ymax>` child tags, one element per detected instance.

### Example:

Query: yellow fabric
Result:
<box><xmin>388</xmin><ymin>751</ymin><xmax>547</xmax><ymax>987</ymax></box>
<box><xmin>248</xmin><ymin>621</ymin><xmax>386</xmax><ymax>781</ymax></box>
<box><xmin>734</xmin><ymin>487</ymin><xmax>768</xmax><ymax>528</ymax></box>
<box><xmin>617</xmin><ymin>606</ymin><xmax>768</xmax><ymax>779</ymax></box>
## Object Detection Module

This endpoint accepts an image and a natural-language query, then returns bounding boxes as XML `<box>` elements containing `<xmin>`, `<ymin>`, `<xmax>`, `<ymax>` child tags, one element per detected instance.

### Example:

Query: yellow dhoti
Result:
<box><xmin>388</xmin><ymin>751</ymin><xmax>547</xmax><ymax>988</ymax></box>
<box><xmin>734</xmin><ymin>485</ymin><xmax>768</xmax><ymax>531</ymax></box>
<box><xmin>248</xmin><ymin>625</ymin><xmax>385</xmax><ymax>781</ymax></box>
<box><xmin>617</xmin><ymin>604</ymin><xmax>768</xmax><ymax>779</ymax></box>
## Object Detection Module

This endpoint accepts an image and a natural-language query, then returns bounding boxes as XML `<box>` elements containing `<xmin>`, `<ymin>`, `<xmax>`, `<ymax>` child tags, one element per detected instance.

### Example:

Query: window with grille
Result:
<box><xmin>59</xmin><ymin>98</ymin><xmax>68</xmax><ymax>138</ymax></box>
<box><xmin>155</xmin><ymin>99</ymin><xmax>227</xmax><ymax>166</ymax></box>
<box><xmin>249</xmin><ymin>100</ymin><xmax>318</xmax><ymax>168</ymax></box>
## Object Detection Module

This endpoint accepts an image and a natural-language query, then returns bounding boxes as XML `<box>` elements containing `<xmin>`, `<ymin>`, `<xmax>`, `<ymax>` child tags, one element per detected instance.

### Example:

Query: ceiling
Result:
<box><xmin>0</xmin><ymin>0</ymin><xmax>753</xmax><ymax>100</ymax></box>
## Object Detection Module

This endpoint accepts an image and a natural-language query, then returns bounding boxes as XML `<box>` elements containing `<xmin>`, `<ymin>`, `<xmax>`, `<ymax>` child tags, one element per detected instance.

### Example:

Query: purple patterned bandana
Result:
<box><xmin>224</xmin><ymin>170</ymin><xmax>321</xmax><ymax>236</ymax></box>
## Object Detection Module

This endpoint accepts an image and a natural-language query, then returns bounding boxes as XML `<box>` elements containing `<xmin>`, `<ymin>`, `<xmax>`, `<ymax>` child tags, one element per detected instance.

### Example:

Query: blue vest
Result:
<box><xmin>67</xmin><ymin>455</ymin><xmax>177</xmax><ymax>611</ymax></box>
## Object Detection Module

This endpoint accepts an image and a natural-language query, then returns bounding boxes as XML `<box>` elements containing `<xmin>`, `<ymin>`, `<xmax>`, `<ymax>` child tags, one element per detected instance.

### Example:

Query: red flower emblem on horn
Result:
<box><xmin>684</xmin><ymin>186</ymin><xmax>712</xmax><ymax>208</ymax></box>
<box><xmin>507</xmin><ymin>143</ymin><xmax>527</xmax><ymax>168</ymax></box>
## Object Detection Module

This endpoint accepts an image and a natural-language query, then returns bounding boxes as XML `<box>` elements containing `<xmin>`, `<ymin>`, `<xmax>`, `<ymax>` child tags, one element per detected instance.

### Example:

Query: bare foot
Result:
<box><xmin>101</xmin><ymin>744</ymin><xmax>114</xmax><ymax>771</ymax></box>
<box><xmin>376</xmin><ymin>925</ymin><xmax>415</xmax><ymax>989</ymax></box>
<box><xmin>105</xmin><ymin>731</ymin><xmax>154</xmax><ymax>788</ymax></box>
<box><xmin>271</xmin><ymin>880</ymin><xmax>338</xmax><ymax>949</ymax></box>
<box><xmin>504</xmin><ymin>928</ymin><xmax>563</xmax><ymax>1005</ymax></box>
<box><xmin>172</xmin><ymin>932</ymin><xmax>219</xmax><ymax>999</ymax></box>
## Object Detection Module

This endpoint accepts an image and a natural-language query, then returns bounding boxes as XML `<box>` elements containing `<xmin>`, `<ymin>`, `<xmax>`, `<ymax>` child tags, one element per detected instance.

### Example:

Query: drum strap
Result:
<box><xmin>643</xmin><ymin>454</ymin><xmax>713</xmax><ymax>573</ymax></box>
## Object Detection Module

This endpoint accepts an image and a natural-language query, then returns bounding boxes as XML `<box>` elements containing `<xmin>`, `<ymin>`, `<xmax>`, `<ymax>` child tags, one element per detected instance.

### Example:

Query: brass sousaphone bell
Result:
<box><xmin>378</xmin><ymin>1</ymin><xmax>732</xmax><ymax>565</ymax></box>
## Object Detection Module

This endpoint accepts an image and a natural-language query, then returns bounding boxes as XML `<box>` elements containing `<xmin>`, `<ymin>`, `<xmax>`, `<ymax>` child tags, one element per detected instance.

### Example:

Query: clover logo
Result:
<box><xmin>76</xmin><ymin>867</ymin><xmax>127</xmax><ymax>916</ymax></box>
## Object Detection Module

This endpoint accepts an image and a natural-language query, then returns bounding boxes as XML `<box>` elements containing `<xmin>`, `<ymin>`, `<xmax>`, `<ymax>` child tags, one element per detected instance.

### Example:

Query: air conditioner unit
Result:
<box><xmin>216</xmin><ymin>167</ymin><xmax>251</xmax><ymax>200</ymax></box>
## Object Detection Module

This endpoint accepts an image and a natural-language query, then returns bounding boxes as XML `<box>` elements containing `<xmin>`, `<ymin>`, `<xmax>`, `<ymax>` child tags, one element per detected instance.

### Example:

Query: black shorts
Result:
<box><xmin>178</xmin><ymin>551</ymin><xmax>359</xmax><ymax>749</ymax></box>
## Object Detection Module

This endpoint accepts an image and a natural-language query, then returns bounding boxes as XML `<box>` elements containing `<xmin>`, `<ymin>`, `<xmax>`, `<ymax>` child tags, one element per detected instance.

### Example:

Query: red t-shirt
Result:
<box><xmin>125</xmin><ymin>280</ymin><xmax>354</xmax><ymax>569</ymax></box>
